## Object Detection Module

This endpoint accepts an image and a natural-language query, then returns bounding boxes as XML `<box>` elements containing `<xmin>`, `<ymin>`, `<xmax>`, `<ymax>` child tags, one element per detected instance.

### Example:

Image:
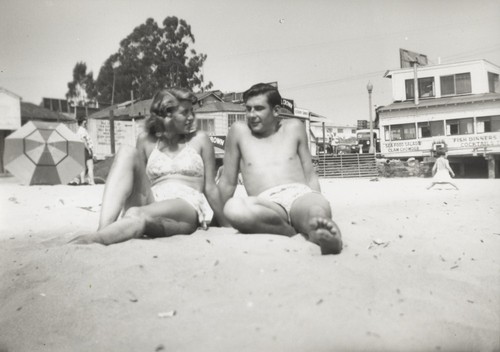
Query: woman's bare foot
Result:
<box><xmin>307</xmin><ymin>217</ymin><xmax>342</xmax><ymax>255</ymax></box>
<box><xmin>69</xmin><ymin>233</ymin><xmax>104</xmax><ymax>245</ymax></box>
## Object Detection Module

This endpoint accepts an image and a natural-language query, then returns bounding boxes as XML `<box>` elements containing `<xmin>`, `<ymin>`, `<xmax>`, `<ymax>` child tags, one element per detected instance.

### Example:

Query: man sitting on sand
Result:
<box><xmin>217</xmin><ymin>83</ymin><xmax>342</xmax><ymax>255</ymax></box>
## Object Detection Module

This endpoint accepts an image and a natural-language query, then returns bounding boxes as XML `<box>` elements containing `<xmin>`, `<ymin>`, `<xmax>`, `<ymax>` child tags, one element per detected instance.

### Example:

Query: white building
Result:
<box><xmin>309</xmin><ymin>121</ymin><xmax>357</xmax><ymax>143</ymax></box>
<box><xmin>0</xmin><ymin>87</ymin><xmax>22</xmax><ymax>173</ymax></box>
<box><xmin>378</xmin><ymin>59</ymin><xmax>500</xmax><ymax>178</ymax></box>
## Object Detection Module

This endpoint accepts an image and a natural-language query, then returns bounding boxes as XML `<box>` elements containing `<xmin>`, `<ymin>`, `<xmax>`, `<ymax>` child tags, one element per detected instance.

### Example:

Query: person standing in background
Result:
<box><xmin>427</xmin><ymin>150</ymin><xmax>459</xmax><ymax>190</ymax></box>
<box><xmin>77</xmin><ymin>118</ymin><xmax>95</xmax><ymax>185</ymax></box>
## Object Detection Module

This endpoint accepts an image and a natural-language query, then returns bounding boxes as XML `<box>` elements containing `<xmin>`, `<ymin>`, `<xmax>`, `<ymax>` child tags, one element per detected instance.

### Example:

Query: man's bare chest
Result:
<box><xmin>239</xmin><ymin>136</ymin><xmax>298</xmax><ymax>166</ymax></box>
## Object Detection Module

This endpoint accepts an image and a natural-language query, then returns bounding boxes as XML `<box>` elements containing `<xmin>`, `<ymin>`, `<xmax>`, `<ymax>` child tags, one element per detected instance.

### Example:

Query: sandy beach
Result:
<box><xmin>0</xmin><ymin>176</ymin><xmax>499</xmax><ymax>352</ymax></box>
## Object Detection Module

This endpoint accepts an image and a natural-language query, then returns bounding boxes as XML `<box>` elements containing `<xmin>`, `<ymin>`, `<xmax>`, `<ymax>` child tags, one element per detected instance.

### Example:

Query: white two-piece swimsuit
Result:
<box><xmin>146</xmin><ymin>140</ymin><xmax>213</xmax><ymax>225</ymax></box>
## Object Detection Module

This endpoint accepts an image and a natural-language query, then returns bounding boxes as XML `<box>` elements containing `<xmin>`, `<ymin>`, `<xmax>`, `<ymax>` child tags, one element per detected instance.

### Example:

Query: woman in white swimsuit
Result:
<box><xmin>71</xmin><ymin>88</ymin><xmax>227</xmax><ymax>245</ymax></box>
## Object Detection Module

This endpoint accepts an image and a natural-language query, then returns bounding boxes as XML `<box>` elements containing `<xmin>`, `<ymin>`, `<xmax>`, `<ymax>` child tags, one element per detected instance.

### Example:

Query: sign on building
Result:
<box><xmin>400</xmin><ymin>48</ymin><xmax>428</xmax><ymax>68</ymax></box>
<box><xmin>90</xmin><ymin>119</ymin><xmax>142</xmax><ymax>158</ymax></box>
<box><xmin>281</xmin><ymin>98</ymin><xmax>294</xmax><ymax>114</ymax></box>
<box><xmin>294</xmin><ymin>108</ymin><xmax>310</xmax><ymax>119</ymax></box>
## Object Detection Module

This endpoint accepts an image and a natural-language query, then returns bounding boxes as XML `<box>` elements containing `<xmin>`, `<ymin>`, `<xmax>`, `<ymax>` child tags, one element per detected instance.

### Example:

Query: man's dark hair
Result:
<box><xmin>243</xmin><ymin>83</ymin><xmax>282</xmax><ymax>108</ymax></box>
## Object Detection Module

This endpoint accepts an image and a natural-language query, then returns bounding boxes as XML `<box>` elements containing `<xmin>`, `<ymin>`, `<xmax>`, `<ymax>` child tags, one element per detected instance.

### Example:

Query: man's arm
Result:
<box><xmin>217</xmin><ymin>123</ymin><xmax>242</xmax><ymax>205</ymax></box>
<box><xmin>197</xmin><ymin>132</ymin><xmax>229</xmax><ymax>227</ymax></box>
<box><xmin>293</xmin><ymin>120</ymin><xmax>321</xmax><ymax>192</ymax></box>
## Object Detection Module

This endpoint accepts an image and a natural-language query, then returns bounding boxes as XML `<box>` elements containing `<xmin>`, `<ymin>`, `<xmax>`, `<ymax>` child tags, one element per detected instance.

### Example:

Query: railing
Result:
<box><xmin>315</xmin><ymin>153</ymin><xmax>378</xmax><ymax>178</ymax></box>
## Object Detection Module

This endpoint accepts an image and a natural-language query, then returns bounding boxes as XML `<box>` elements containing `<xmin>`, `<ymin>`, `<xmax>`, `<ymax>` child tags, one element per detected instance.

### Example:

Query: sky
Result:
<box><xmin>1</xmin><ymin>0</ymin><xmax>499</xmax><ymax>126</ymax></box>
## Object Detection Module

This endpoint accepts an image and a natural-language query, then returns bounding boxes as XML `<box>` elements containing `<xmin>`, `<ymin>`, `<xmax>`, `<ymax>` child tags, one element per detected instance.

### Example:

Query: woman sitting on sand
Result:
<box><xmin>427</xmin><ymin>150</ymin><xmax>459</xmax><ymax>190</ymax></box>
<box><xmin>71</xmin><ymin>88</ymin><xmax>227</xmax><ymax>245</ymax></box>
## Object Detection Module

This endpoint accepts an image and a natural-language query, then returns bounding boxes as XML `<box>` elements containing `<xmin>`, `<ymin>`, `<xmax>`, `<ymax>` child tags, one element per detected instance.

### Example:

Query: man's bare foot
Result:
<box><xmin>69</xmin><ymin>233</ymin><xmax>104</xmax><ymax>245</ymax></box>
<box><xmin>307</xmin><ymin>217</ymin><xmax>342</xmax><ymax>255</ymax></box>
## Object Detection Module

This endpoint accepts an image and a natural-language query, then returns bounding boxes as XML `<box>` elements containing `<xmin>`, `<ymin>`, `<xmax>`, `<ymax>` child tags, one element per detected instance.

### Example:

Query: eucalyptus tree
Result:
<box><xmin>94</xmin><ymin>16</ymin><xmax>212</xmax><ymax>105</ymax></box>
<box><xmin>66</xmin><ymin>62</ymin><xmax>97</xmax><ymax>106</ymax></box>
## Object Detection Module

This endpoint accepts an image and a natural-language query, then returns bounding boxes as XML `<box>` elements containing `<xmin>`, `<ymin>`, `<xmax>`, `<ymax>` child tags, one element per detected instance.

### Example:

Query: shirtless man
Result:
<box><xmin>217</xmin><ymin>83</ymin><xmax>342</xmax><ymax>255</ymax></box>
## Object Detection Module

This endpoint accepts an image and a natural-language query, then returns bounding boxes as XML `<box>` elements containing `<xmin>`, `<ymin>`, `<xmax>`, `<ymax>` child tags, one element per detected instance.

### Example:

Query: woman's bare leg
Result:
<box><xmin>98</xmin><ymin>146</ymin><xmax>153</xmax><ymax>230</ymax></box>
<box><xmin>71</xmin><ymin>199</ymin><xmax>199</xmax><ymax>245</ymax></box>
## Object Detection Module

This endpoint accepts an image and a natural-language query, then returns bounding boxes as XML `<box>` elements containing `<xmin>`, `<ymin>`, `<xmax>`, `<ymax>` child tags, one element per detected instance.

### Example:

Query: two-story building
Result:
<box><xmin>378</xmin><ymin>59</ymin><xmax>500</xmax><ymax>178</ymax></box>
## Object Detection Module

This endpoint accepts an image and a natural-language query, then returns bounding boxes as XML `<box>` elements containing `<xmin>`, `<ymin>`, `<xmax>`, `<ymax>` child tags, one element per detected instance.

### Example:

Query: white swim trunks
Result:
<box><xmin>257</xmin><ymin>183</ymin><xmax>316</xmax><ymax>223</ymax></box>
<box><xmin>151</xmin><ymin>182</ymin><xmax>213</xmax><ymax>226</ymax></box>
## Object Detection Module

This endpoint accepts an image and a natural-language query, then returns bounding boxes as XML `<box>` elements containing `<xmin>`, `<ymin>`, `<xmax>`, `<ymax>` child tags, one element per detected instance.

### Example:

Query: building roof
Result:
<box><xmin>378</xmin><ymin>93</ymin><xmax>500</xmax><ymax>112</ymax></box>
<box><xmin>0</xmin><ymin>87</ymin><xmax>21</xmax><ymax>99</ymax></box>
<box><xmin>195</xmin><ymin>91</ymin><xmax>223</xmax><ymax>102</ymax></box>
<box><xmin>88</xmin><ymin>91</ymin><xmax>225</xmax><ymax>120</ymax></box>
<box><xmin>21</xmin><ymin>102</ymin><xmax>76</xmax><ymax>122</ymax></box>
<box><xmin>195</xmin><ymin>101</ymin><xmax>246</xmax><ymax>113</ymax></box>
<box><xmin>88</xmin><ymin>99</ymin><xmax>152</xmax><ymax>119</ymax></box>
<box><xmin>384</xmin><ymin>59</ymin><xmax>500</xmax><ymax>78</ymax></box>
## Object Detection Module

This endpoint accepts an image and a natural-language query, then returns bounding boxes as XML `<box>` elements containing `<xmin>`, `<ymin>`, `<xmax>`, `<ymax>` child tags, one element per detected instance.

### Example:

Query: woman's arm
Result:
<box><xmin>217</xmin><ymin>124</ymin><xmax>241</xmax><ymax>205</ymax></box>
<box><xmin>197</xmin><ymin>132</ymin><xmax>230</xmax><ymax>227</ymax></box>
<box><xmin>135</xmin><ymin>132</ymin><xmax>154</xmax><ymax>167</ymax></box>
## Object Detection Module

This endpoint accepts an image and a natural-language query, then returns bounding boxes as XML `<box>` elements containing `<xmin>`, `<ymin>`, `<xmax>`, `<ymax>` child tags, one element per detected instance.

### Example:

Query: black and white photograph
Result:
<box><xmin>1</xmin><ymin>0</ymin><xmax>499</xmax><ymax>351</ymax></box>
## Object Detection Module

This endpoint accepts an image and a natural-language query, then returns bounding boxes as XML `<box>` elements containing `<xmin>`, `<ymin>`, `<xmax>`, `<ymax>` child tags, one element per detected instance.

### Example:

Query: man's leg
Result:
<box><xmin>223</xmin><ymin>197</ymin><xmax>296</xmax><ymax>236</ymax></box>
<box><xmin>87</xmin><ymin>158</ymin><xmax>95</xmax><ymax>185</ymax></box>
<box><xmin>289</xmin><ymin>192</ymin><xmax>342</xmax><ymax>255</ymax></box>
<box><xmin>80</xmin><ymin>168</ymin><xmax>86</xmax><ymax>184</ymax></box>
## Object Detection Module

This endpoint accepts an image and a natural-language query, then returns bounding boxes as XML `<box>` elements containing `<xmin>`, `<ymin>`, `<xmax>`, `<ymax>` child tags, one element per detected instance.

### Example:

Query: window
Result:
<box><xmin>384</xmin><ymin>126</ymin><xmax>390</xmax><ymax>141</ymax></box>
<box><xmin>405</xmin><ymin>80</ymin><xmax>414</xmax><ymax>100</ymax></box>
<box><xmin>455</xmin><ymin>73</ymin><xmax>471</xmax><ymax>94</ymax></box>
<box><xmin>405</xmin><ymin>77</ymin><xmax>435</xmax><ymax>100</ymax></box>
<box><xmin>389</xmin><ymin>123</ymin><xmax>416</xmax><ymax>140</ymax></box>
<box><xmin>418</xmin><ymin>121</ymin><xmax>445</xmax><ymax>138</ymax></box>
<box><xmin>440</xmin><ymin>73</ymin><xmax>471</xmax><ymax>96</ymax></box>
<box><xmin>227</xmin><ymin>114</ymin><xmax>245</xmax><ymax>128</ymax></box>
<box><xmin>488</xmin><ymin>72</ymin><xmax>499</xmax><ymax>93</ymax></box>
<box><xmin>337</xmin><ymin>128</ymin><xmax>344</xmax><ymax>133</ymax></box>
<box><xmin>477</xmin><ymin>115</ymin><xmax>500</xmax><ymax>133</ymax></box>
<box><xmin>446</xmin><ymin>118</ymin><xmax>473</xmax><ymax>136</ymax></box>
<box><xmin>419</xmin><ymin>77</ymin><xmax>435</xmax><ymax>97</ymax></box>
<box><xmin>197</xmin><ymin>118</ymin><xmax>215</xmax><ymax>133</ymax></box>
<box><xmin>351</xmin><ymin>129</ymin><xmax>356</xmax><ymax>133</ymax></box>
<box><xmin>440</xmin><ymin>75</ymin><xmax>454</xmax><ymax>95</ymax></box>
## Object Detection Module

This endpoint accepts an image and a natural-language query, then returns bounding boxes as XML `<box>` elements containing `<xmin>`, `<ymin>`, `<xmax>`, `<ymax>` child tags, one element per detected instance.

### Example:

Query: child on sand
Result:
<box><xmin>427</xmin><ymin>150</ymin><xmax>459</xmax><ymax>190</ymax></box>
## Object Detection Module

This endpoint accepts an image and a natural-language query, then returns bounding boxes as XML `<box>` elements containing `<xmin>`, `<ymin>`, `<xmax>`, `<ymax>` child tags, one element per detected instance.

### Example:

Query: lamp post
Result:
<box><xmin>366</xmin><ymin>81</ymin><xmax>375</xmax><ymax>154</ymax></box>
<box><xmin>111</xmin><ymin>72</ymin><xmax>116</xmax><ymax>106</ymax></box>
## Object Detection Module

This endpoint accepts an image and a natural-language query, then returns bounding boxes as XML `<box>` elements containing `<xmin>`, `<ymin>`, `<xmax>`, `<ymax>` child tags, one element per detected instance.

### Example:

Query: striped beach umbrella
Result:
<box><xmin>3</xmin><ymin>121</ymin><xmax>85</xmax><ymax>185</ymax></box>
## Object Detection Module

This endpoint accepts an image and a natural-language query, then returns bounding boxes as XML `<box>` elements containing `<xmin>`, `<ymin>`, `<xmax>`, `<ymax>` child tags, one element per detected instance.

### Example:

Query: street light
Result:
<box><xmin>366</xmin><ymin>81</ymin><xmax>375</xmax><ymax>154</ymax></box>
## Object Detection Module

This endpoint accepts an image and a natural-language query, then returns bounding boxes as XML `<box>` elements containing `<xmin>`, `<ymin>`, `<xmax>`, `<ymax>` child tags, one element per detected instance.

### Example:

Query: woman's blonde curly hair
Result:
<box><xmin>146</xmin><ymin>87</ymin><xmax>198</xmax><ymax>137</ymax></box>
